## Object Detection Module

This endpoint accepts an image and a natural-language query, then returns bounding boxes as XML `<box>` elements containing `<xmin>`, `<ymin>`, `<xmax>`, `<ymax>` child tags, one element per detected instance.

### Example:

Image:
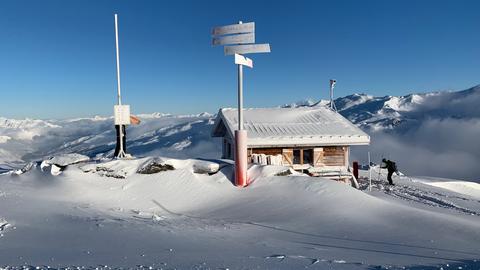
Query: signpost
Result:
<box><xmin>212</xmin><ymin>21</ymin><xmax>270</xmax><ymax>187</ymax></box>
<box><xmin>113</xmin><ymin>14</ymin><xmax>131</xmax><ymax>159</ymax></box>
<box><xmin>224</xmin><ymin>44</ymin><xmax>271</xmax><ymax>55</ymax></box>
<box><xmin>234</xmin><ymin>54</ymin><xmax>253</xmax><ymax>68</ymax></box>
<box><xmin>212</xmin><ymin>32</ymin><xmax>254</xmax><ymax>46</ymax></box>
<box><xmin>211</xmin><ymin>22</ymin><xmax>254</xmax><ymax>36</ymax></box>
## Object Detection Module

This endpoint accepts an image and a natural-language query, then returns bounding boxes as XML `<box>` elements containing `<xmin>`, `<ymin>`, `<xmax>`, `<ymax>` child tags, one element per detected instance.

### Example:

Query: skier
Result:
<box><xmin>381</xmin><ymin>158</ymin><xmax>397</xmax><ymax>185</ymax></box>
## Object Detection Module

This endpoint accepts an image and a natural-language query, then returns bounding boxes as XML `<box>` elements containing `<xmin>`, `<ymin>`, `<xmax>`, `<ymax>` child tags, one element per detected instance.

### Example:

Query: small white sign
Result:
<box><xmin>212</xmin><ymin>32</ymin><xmax>255</xmax><ymax>46</ymax></box>
<box><xmin>234</xmin><ymin>54</ymin><xmax>253</xmax><ymax>68</ymax></box>
<box><xmin>212</xmin><ymin>22</ymin><xmax>254</xmax><ymax>36</ymax></box>
<box><xmin>224</xmin><ymin>43</ymin><xmax>271</xmax><ymax>55</ymax></box>
<box><xmin>114</xmin><ymin>105</ymin><xmax>131</xmax><ymax>125</ymax></box>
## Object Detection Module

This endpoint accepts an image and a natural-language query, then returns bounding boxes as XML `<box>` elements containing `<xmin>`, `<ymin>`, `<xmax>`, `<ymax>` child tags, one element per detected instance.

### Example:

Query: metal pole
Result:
<box><xmin>115</xmin><ymin>14</ymin><xmax>122</xmax><ymax>106</ymax></box>
<box><xmin>114</xmin><ymin>13</ymin><xmax>125</xmax><ymax>158</ymax></box>
<box><xmin>237</xmin><ymin>21</ymin><xmax>243</xmax><ymax>130</ymax></box>
<box><xmin>238</xmin><ymin>63</ymin><xmax>243</xmax><ymax>130</ymax></box>
<box><xmin>368</xmin><ymin>151</ymin><xmax>372</xmax><ymax>191</ymax></box>
<box><xmin>330</xmin><ymin>83</ymin><xmax>333</xmax><ymax>110</ymax></box>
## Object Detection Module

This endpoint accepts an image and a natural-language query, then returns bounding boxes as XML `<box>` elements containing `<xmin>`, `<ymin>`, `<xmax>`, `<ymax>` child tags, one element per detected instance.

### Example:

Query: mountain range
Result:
<box><xmin>1</xmin><ymin>85</ymin><xmax>479</xmax><ymax>180</ymax></box>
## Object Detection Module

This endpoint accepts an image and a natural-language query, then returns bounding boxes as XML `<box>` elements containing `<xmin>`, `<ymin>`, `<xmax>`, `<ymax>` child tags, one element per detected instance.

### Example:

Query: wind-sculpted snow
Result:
<box><xmin>0</xmin><ymin>159</ymin><xmax>479</xmax><ymax>269</ymax></box>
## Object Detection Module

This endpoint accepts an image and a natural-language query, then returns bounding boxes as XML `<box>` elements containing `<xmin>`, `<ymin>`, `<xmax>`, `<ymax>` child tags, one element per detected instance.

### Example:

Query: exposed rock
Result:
<box><xmin>137</xmin><ymin>159</ymin><xmax>175</xmax><ymax>174</ymax></box>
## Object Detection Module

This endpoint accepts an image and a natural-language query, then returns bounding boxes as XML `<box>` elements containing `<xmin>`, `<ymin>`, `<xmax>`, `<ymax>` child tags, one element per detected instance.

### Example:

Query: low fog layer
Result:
<box><xmin>347</xmin><ymin>85</ymin><xmax>480</xmax><ymax>182</ymax></box>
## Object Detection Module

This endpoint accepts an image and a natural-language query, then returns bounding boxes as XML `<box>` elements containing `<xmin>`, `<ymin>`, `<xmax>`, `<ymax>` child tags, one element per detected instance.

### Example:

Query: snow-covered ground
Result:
<box><xmin>0</xmin><ymin>159</ymin><xmax>479</xmax><ymax>269</ymax></box>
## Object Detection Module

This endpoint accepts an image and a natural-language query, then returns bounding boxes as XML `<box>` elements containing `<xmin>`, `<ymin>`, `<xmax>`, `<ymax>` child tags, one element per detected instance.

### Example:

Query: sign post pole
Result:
<box><xmin>211</xmin><ymin>20</ymin><xmax>270</xmax><ymax>187</ymax></box>
<box><xmin>238</xmin><ymin>60</ymin><xmax>243</xmax><ymax>130</ymax></box>
<box><xmin>235</xmin><ymin>21</ymin><xmax>247</xmax><ymax>187</ymax></box>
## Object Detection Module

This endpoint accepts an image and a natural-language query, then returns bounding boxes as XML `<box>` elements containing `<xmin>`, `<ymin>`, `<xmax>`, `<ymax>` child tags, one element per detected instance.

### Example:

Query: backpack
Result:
<box><xmin>391</xmin><ymin>161</ymin><xmax>398</xmax><ymax>172</ymax></box>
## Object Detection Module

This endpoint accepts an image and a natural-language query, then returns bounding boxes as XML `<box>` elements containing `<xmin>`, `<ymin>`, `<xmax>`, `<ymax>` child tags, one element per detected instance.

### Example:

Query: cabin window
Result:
<box><xmin>293</xmin><ymin>149</ymin><xmax>301</xmax><ymax>164</ymax></box>
<box><xmin>303</xmin><ymin>149</ymin><xmax>313</xmax><ymax>165</ymax></box>
<box><xmin>226</xmin><ymin>142</ymin><xmax>231</xmax><ymax>159</ymax></box>
<box><xmin>292</xmin><ymin>148</ymin><xmax>314</xmax><ymax>165</ymax></box>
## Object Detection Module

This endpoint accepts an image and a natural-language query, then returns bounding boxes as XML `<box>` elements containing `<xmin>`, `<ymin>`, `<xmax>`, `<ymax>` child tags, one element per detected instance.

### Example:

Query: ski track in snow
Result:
<box><xmin>359</xmin><ymin>173</ymin><xmax>480</xmax><ymax>217</ymax></box>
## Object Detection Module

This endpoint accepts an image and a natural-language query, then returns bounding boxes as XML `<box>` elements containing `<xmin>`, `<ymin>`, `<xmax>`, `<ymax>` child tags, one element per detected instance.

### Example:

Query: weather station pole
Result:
<box><xmin>329</xmin><ymin>79</ymin><xmax>337</xmax><ymax>111</ymax></box>
<box><xmin>211</xmin><ymin>20</ymin><xmax>270</xmax><ymax>187</ymax></box>
<box><xmin>113</xmin><ymin>14</ymin><xmax>130</xmax><ymax>159</ymax></box>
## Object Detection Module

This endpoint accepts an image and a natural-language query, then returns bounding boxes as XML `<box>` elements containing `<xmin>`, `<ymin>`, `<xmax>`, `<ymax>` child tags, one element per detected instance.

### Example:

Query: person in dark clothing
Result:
<box><xmin>114</xmin><ymin>125</ymin><xmax>127</xmax><ymax>157</ymax></box>
<box><xmin>381</xmin><ymin>158</ymin><xmax>397</xmax><ymax>185</ymax></box>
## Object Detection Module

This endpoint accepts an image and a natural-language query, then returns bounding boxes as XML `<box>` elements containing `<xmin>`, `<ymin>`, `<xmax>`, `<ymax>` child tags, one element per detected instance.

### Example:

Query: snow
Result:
<box><xmin>0</xmin><ymin>87</ymin><xmax>480</xmax><ymax>268</ymax></box>
<box><xmin>0</xmin><ymin>135</ymin><xmax>10</xmax><ymax>143</ymax></box>
<box><xmin>213</xmin><ymin>107</ymin><xmax>370</xmax><ymax>147</ymax></box>
<box><xmin>0</xmin><ymin>159</ymin><xmax>479</xmax><ymax>269</ymax></box>
<box><xmin>45</xmin><ymin>153</ymin><xmax>90</xmax><ymax>167</ymax></box>
<box><xmin>412</xmin><ymin>177</ymin><xmax>480</xmax><ymax>200</ymax></box>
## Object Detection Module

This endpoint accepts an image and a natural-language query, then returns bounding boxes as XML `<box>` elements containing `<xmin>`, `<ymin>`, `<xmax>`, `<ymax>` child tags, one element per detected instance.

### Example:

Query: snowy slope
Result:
<box><xmin>0</xmin><ymin>159</ymin><xmax>479</xmax><ymax>269</ymax></box>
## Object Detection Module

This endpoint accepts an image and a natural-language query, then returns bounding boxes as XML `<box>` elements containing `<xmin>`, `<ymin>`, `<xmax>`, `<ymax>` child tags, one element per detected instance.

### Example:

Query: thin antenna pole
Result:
<box><xmin>115</xmin><ymin>14</ymin><xmax>122</xmax><ymax>106</ymax></box>
<box><xmin>330</xmin><ymin>83</ymin><xmax>333</xmax><ymax>110</ymax></box>
<box><xmin>329</xmin><ymin>79</ymin><xmax>337</xmax><ymax>111</ymax></box>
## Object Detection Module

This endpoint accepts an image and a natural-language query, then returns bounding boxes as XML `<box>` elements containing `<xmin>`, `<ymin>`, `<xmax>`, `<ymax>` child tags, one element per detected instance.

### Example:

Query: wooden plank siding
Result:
<box><xmin>323</xmin><ymin>146</ymin><xmax>347</xmax><ymax>166</ymax></box>
<box><xmin>313</xmin><ymin>148</ymin><xmax>324</xmax><ymax>167</ymax></box>
<box><xmin>251</xmin><ymin>148</ymin><xmax>282</xmax><ymax>156</ymax></box>
<box><xmin>282</xmin><ymin>149</ymin><xmax>293</xmax><ymax>166</ymax></box>
<box><xmin>249</xmin><ymin>146</ymin><xmax>349</xmax><ymax>168</ymax></box>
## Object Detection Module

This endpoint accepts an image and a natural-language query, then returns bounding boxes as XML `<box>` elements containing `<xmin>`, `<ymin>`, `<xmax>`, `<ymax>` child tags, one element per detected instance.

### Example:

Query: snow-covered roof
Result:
<box><xmin>212</xmin><ymin>106</ymin><xmax>370</xmax><ymax>147</ymax></box>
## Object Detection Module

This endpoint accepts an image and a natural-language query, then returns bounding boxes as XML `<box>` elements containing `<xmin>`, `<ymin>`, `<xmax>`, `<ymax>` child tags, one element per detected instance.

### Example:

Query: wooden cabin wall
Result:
<box><xmin>282</xmin><ymin>149</ymin><xmax>293</xmax><ymax>166</ymax></box>
<box><xmin>251</xmin><ymin>148</ymin><xmax>282</xmax><ymax>156</ymax></box>
<box><xmin>248</xmin><ymin>146</ymin><xmax>349</xmax><ymax>167</ymax></box>
<box><xmin>323</xmin><ymin>146</ymin><xmax>347</xmax><ymax>166</ymax></box>
<box><xmin>222</xmin><ymin>136</ymin><xmax>234</xmax><ymax>159</ymax></box>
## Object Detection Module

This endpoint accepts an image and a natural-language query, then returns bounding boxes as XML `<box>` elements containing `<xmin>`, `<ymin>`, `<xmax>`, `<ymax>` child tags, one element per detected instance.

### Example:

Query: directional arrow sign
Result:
<box><xmin>234</xmin><ymin>54</ymin><xmax>253</xmax><ymax>68</ymax></box>
<box><xmin>212</xmin><ymin>32</ymin><xmax>255</xmax><ymax>46</ymax></box>
<box><xmin>224</xmin><ymin>44</ymin><xmax>271</xmax><ymax>55</ymax></box>
<box><xmin>212</xmin><ymin>22</ymin><xmax>254</xmax><ymax>36</ymax></box>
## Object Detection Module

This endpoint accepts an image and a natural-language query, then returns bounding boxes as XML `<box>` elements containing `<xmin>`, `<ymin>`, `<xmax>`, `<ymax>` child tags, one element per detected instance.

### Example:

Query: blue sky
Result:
<box><xmin>0</xmin><ymin>0</ymin><xmax>479</xmax><ymax>119</ymax></box>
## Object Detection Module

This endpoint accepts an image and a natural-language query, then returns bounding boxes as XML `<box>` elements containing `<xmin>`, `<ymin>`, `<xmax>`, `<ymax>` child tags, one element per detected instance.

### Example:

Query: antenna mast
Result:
<box><xmin>329</xmin><ymin>79</ymin><xmax>337</xmax><ymax>111</ymax></box>
<box><xmin>114</xmin><ymin>14</ymin><xmax>127</xmax><ymax>158</ymax></box>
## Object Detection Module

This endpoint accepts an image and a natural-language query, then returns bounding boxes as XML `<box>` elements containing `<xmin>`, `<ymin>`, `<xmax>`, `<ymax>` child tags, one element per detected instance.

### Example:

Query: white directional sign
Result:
<box><xmin>234</xmin><ymin>54</ymin><xmax>253</xmax><ymax>68</ymax></box>
<box><xmin>212</xmin><ymin>32</ymin><xmax>255</xmax><ymax>46</ymax></box>
<box><xmin>224</xmin><ymin>44</ymin><xmax>271</xmax><ymax>55</ymax></box>
<box><xmin>114</xmin><ymin>105</ymin><xmax>131</xmax><ymax>125</ymax></box>
<box><xmin>212</xmin><ymin>22</ymin><xmax>254</xmax><ymax>36</ymax></box>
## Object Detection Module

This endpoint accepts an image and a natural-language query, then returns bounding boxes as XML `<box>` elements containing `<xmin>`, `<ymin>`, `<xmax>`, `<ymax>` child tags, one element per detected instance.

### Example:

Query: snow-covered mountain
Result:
<box><xmin>1</xmin><ymin>85</ymin><xmax>479</xmax><ymax>181</ymax></box>
<box><xmin>334</xmin><ymin>85</ymin><xmax>480</xmax><ymax>132</ymax></box>
<box><xmin>332</xmin><ymin>85</ymin><xmax>480</xmax><ymax>181</ymax></box>
<box><xmin>0</xmin><ymin>113</ymin><xmax>220</xmax><ymax>169</ymax></box>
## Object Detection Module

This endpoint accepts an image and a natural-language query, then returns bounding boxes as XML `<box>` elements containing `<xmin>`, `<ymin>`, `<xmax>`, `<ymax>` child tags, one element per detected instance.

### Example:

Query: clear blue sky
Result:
<box><xmin>0</xmin><ymin>0</ymin><xmax>479</xmax><ymax>119</ymax></box>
